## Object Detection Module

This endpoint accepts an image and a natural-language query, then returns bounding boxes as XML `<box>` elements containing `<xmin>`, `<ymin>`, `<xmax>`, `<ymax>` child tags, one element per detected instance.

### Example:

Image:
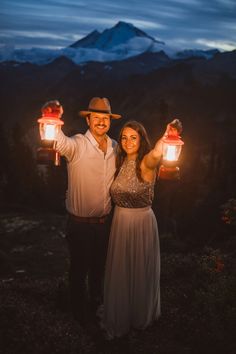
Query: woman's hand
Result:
<box><xmin>165</xmin><ymin>119</ymin><xmax>182</xmax><ymax>137</ymax></box>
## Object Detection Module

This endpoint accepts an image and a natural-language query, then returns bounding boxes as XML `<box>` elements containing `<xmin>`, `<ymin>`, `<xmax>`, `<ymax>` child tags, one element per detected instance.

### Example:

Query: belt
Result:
<box><xmin>69</xmin><ymin>213</ymin><xmax>109</xmax><ymax>224</ymax></box>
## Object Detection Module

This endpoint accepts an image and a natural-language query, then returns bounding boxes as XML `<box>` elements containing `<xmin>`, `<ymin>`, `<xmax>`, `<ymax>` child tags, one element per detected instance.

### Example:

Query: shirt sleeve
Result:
<box><xmin>55</xmin><ymin>130</ymin><xmax>85</xmax><ymax>162</ymax></box>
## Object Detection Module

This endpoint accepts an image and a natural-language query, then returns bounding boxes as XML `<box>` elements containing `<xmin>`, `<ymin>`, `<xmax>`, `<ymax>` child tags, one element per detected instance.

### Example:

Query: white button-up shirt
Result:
<box><xmin>56</xmin><ymin>129</ymin><xmax>117</xmax><ymax>217</ymax></box>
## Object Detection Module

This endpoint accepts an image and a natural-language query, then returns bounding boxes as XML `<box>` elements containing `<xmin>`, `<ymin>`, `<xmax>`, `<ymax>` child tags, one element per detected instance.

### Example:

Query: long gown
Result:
<box><xmin>103</xmin><ymin>159</ymin><xmax>161</xmax><ymax>338</ymax></box>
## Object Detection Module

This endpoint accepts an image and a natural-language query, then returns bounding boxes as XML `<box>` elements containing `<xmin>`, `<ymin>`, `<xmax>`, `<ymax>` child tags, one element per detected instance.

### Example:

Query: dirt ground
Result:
<box><xmin>0</xmin><ymin>211</ymin><xmax>235</xmax><ymax>354</ymax></box>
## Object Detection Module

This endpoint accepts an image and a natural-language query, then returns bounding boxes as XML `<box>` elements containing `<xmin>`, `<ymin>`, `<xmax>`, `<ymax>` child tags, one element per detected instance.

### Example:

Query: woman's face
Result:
<box><xmin>121</xmin><ymin>127</ymin><xmax>141</xmax><ymax>157</ymax></box>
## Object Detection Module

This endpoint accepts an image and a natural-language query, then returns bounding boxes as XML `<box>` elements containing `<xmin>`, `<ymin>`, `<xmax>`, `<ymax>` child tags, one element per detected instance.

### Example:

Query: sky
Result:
<box><xmin>1</xmin><ymin>0</ymin><xmax>236</xmax><ymax>52</ymax></box>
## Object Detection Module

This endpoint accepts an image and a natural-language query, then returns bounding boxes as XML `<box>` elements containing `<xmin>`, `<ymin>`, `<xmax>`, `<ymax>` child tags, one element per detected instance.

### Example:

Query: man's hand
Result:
<box><xmin>41</xmin><ymin>100</ymin><xmax>63</xmax><ymax>118</ymax></box>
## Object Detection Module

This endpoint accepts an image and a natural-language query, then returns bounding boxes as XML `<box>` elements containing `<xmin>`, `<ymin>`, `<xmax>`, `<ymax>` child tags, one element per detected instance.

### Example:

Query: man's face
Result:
<box><xmin>86</xmin><ymin>112</ymin><xmax>111</xmax><ymax>137</ymax></box>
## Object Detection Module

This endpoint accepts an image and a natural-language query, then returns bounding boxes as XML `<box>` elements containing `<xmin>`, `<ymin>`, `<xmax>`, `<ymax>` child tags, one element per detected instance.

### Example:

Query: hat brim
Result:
<box><xmin>79</xmin><ymin>110</ymin><xmax>121</xmax><ymax>119</ymax></box>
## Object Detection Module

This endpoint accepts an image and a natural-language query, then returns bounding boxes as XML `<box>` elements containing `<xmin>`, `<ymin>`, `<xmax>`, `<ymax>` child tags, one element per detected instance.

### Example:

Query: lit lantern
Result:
<box><xmin>37</xmin><ymin>100</ymin><xmax>64</xmax><ymax>166</ymax></box>
<box><xmin>158</xmin><ymin>119</ymin><xmax>184</xmax><ymax>180</ymax></box>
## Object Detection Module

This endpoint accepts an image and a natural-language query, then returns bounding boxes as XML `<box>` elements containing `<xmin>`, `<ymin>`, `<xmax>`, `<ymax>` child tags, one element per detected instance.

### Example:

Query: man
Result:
<box><xmin>41</xmin><ymin>97</ymin><xmax>121</xmax><ymax>326</ymax></box>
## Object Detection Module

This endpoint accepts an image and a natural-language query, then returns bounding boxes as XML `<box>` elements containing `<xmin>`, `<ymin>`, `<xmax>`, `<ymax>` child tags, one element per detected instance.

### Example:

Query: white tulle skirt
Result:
<box><xmin>103</xmin><ymin>205</ymin><xmax>161</xmax><ymax>338</ymax></box>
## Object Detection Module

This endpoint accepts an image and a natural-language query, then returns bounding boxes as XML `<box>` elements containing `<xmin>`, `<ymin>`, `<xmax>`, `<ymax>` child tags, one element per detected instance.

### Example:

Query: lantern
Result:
<box><xmin>37</xmin><ymin>100</ymin><xmax>64</xmax><ymax>166</ymax></box>
<box><xmin>158</xmin><ymin>119</ymin><xmax>184</xmax><ymax>180</ymax></box>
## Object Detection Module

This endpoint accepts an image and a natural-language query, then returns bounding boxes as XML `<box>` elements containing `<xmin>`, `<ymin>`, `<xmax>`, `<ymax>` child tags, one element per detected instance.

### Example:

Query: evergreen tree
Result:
<box><xmin>0</xmin><ymin>123</ymin><xmax>10</xmax><ymax>205</ymax></box>
<box><xmin>5</xmin><ymin>123</ymin><xmax>46</xmax><ymax>208</ymax></box>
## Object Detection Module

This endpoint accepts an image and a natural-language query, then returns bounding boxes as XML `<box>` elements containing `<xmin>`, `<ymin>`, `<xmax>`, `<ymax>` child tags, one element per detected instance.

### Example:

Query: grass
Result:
<box><xmin>0</xmin><ymin>211</ymin><xmax>235</xmax><ymax>354</ymax></box>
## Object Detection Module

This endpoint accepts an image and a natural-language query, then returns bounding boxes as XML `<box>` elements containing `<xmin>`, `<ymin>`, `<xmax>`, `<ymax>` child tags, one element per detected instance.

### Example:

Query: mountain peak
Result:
<box><xmin>114</xmin><ymin>21</ymin><xmax>134</xmax><ymax>29</ymax></box>
<box><xmin>69</xmin><ymin>21</ymin><xmax>164</xmax><ymax>50</ymax></box>
<box><xmin>113</xmin><ymin>21</ymin><xmax>160</xmax><ymax>42</ymax></box>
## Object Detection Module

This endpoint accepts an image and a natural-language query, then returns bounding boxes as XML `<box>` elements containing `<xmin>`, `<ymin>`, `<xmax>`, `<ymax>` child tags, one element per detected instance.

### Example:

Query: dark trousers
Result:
<box><xmin>66</xmin><ymin>215</ymin><xmax>111</xmax><ymax>322</ymax></box>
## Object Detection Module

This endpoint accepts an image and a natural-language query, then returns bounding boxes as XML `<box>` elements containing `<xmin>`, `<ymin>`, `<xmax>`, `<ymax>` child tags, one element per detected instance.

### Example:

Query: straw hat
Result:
<box><xmin>79</xmin><ymin>97</ymin><xmax>121</xmax><ymax>119</ymax></box>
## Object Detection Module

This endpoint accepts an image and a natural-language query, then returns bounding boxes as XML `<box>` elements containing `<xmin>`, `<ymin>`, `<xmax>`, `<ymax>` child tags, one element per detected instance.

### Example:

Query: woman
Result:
<box><xmin>103</xmin><ymin>120</ymin><xmax>165</xmax><ymax>338</ymax></box>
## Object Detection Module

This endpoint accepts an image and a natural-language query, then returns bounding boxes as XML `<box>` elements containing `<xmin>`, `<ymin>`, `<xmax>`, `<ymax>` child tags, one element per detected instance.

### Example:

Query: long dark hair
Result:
<box><xmin>115</xmin><ymin>120</ymin><xmax>151</xmax><ymax>181</ymax></box>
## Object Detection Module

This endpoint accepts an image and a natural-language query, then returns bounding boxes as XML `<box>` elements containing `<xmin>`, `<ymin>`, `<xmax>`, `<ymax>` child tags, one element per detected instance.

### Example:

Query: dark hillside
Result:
<box><xmin>0</xmin><ymin>50</ymin><xmax>236</xmax><ymax>353</ymax></box>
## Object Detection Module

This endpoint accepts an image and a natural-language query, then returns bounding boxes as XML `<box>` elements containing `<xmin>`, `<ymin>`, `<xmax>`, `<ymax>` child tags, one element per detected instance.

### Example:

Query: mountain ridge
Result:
<box><xmin>0</xmin><ymin>21</ymin><xmax>221</xmax><ymax>65</ymax></box>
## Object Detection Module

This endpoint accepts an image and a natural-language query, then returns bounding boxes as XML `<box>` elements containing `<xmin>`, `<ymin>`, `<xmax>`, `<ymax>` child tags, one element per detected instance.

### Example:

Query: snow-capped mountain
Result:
<box><xmin>0</xmin><ymin>21</ymin><xmax>218</xmax><ymax>65</ymax></box>
<box><xmin>70</xmin><ymin>21</ymin><xmax>164</xmax><ymax>50</ymax></box>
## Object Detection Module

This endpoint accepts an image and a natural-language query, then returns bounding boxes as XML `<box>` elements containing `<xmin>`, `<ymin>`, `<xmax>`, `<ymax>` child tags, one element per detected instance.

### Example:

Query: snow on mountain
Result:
<box><xmin>0</xmin><ymin>21</ymin><xmax>218</xmax><ymax>65</ymax></box>
<box><xmin>175</xmin><ymin>49</ymin><xmax>219</xmax><ymax>59</ymax></box>
<box><xmin>0</xmin><ymin>46</ymin><xmax>61</xmax><ymax>65</ymax></box>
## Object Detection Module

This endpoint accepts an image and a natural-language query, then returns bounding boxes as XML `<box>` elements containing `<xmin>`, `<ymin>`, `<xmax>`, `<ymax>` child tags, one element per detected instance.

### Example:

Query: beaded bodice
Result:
<box><xmin>110</xmin><ymin>159</ymin><xmax>155</xmax><ymax>208</ymax></box>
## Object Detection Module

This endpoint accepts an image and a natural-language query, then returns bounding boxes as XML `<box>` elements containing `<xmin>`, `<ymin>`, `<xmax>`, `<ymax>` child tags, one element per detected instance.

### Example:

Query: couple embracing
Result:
<box><xmin>42</xmin><ymin>97</ymin><xmax>163</xmax><ymax>339</ymax></box>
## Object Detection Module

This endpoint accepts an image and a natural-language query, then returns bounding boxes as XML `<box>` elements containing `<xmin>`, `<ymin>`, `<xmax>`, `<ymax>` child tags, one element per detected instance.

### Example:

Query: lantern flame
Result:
<box><xmin>166</xmin><ymin>145</ymin><xmax>177</xmax><ymax>161</ymax></box>
<box><xmin>45</xmin><ymin>124</ymin><xmax>56</xmax><ymax>140</ymax></box>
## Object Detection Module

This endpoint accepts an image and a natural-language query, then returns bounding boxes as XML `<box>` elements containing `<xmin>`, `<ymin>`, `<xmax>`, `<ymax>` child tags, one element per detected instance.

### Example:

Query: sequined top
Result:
<box><xmin>110</xmin><ymin>159</ymin><xmax>155</xmax><ymax>208</ymax></box>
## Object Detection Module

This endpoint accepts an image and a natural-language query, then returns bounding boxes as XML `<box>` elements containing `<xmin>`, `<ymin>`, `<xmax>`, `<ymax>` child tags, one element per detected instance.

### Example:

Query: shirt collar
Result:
<box><xmin>85</xmin><ymin>129</ymin><xmax>112</xmax><ymax>150</ymax></box>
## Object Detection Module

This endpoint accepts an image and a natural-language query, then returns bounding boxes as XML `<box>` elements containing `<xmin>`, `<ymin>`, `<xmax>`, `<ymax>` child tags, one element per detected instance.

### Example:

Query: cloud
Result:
<box><xmin>196</xmin><ymin>39</ymin><xmax>236</xmax><ymax>51</ymax></box>
<box><xmin>1</xmin><ymin>0</ymin><xmax>236</xmax><ymax>51</ymax></box>
<box><xmin>121</xmin><ymin>19</ymin><xmax>165</xmax><ymax>30</ymax></box>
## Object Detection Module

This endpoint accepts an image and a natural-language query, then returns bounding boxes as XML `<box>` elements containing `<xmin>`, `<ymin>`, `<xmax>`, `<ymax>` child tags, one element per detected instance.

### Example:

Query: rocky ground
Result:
<box><xmin>0</xmin><ymin>210</ymin><xmax>235</xmax><ymax>354</ymax></box>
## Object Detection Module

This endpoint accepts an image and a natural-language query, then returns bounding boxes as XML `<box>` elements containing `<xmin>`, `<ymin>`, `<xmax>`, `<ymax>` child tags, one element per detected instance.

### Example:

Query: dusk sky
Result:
<box><xmin>1</xmin><ymin>0</ymin><xmax>236</xmax><ymax>51</ymax></box>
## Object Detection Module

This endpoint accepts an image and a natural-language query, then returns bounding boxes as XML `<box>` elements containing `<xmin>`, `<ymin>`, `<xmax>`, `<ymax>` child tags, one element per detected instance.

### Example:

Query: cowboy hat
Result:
<box><xmin>79</xmin><ymin>97</ymin><xmax>121</xmax><ymax>119</ymax></box>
